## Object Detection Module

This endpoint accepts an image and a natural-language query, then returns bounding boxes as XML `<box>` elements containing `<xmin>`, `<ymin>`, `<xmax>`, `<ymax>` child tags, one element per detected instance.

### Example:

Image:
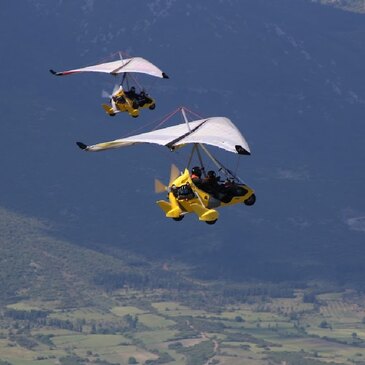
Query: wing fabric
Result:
<box><xmin>50</xmin><ymin>57</ymin><xmax>168</xmax><ymax>78</ymax></box>
<box><xmin>78</xmin><ymin>117</ymin><xmax>250</xmax><ymax>155</ymax></box>
<box><xmin>174</xmin><ymin>117</ymin><xmax>250</xmax><ymax>155</ymax></box>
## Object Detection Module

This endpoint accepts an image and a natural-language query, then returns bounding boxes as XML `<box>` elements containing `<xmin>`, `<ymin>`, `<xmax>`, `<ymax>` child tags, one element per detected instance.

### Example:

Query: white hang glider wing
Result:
<box><xmin>50</xmin><ymin>57</ymin><xmax>169</xmax><ymax>79</ymax></box>
<box><xmin>76</xmin><ymin>117</ymin><xmax>250</xmax><ymax>155</ymax></box>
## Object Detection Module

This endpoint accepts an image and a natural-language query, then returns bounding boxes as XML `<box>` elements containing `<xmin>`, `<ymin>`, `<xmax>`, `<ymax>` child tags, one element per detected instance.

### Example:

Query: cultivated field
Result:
<box><xmin>1</xmin><ymin>289</ymin><xmax>365</xmax><ymax>364</ymax></box>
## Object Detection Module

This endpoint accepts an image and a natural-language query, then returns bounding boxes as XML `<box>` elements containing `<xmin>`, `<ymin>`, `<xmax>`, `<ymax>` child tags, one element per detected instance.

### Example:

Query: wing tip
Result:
<box><xmin>235</xmin><ymin>145</ymin><xmax>251</xmax><ymax>155</ymax></box>
<box><xmin>49</xmin><ymin>69</ymin><xmax>60</xmax><ymax>76</ymax></box>
<box><xmin>76</xmin><ymin>141</ymin><xmax>88</xmax><ymax>150</ymax></box>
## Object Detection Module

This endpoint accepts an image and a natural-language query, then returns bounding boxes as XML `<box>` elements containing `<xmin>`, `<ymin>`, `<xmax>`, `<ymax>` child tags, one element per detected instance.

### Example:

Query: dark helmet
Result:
<box><xmin>191</xmin><ymin>166</ymin><xmax>202</xmax><ymax>177</ymax></box>
<box><xmin>207</xmin><ymin>170</ymin><xmax>216</xmax><ymax>179</ymax></box>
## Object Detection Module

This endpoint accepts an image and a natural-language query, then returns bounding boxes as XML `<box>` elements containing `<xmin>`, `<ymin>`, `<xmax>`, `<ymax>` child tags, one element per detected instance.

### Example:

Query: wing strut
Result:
<box><xmin>196</xmin><ymin>144</ymin><xmax>206</xmax><ymax>177</ymax></box>
<box><xmin>187</xmin><ymin>144</ymin><xmax>197</xmax><ymax>170</ymax></box>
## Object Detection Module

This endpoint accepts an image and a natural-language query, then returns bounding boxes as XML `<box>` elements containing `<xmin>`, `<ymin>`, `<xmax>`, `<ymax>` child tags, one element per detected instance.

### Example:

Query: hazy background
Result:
<box><xmin>0</xmin><ymin>0</ymin><xmax>364</xmax><ymax>286</ymax></box>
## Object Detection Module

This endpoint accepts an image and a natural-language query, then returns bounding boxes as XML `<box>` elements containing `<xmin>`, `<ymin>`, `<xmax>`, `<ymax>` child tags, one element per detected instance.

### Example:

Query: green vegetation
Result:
<box><xmin>174</xmin><ymin>340</ymin><xmax>214</xmax><ymax>365</ymax></box>
<box><xmin>267</xmin><ymin>351</ymin><xmax>346</xmax><ymax>365</ymax></box>
<box><xmin>313</xmin><ymin>0</ymin><xmax>365</xmax><ymax>13</ymax></box>
<box><xmin>2</xmin><ymin>289</ymin><xmax>365</xmax><ymax>364</ymax></box>
<box><xmin>0</xmin><ymin>207</ymin><xmax>193</xmax><ymax>308</ymax></box>
<box><xmin>2</xmin><ymin>207</ymin><xmax>365</xmax><ymax>364</ymax></box>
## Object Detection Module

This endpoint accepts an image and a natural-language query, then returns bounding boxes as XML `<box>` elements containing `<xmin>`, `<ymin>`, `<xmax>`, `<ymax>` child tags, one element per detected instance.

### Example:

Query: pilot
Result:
<box><xmin>191</xmin><ymin>166</ymin><xmax>203</xmax><ymax>188</ymax></box>
<box><xmin>124</xmin><ymin>86</ymin><xmax>140</xmax><ymax>109</ymax></box>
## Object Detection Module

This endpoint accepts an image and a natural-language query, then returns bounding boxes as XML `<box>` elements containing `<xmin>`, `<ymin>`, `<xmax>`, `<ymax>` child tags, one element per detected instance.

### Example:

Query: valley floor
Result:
<box><xmin>1</xmin><ymin>289</ymin><xmax>365</xmax><ymax>365</ymax></box>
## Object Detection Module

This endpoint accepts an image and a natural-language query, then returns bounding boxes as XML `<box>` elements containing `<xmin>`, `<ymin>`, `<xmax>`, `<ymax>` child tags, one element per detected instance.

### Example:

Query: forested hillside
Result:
<box><xmin>314</xmin><ymin>0</ymin><xmax>365</xmax><ymax>13</ymax></box>
<box><xmin>0</xmin><ymin>0</ymin><xmax>364</xmax><ymax>291</ymax></box>
<box><xmin>0</xmin><ymin>207</ymin><xmax>194</xmax><ymax>306</ymax></box>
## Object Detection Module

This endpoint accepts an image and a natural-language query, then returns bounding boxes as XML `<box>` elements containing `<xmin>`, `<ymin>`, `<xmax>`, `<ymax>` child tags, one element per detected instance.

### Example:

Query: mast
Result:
<box><xmin>181</xmin><ymin>107</ymin><xmax>191</xmax><ymax>132</ymax></box>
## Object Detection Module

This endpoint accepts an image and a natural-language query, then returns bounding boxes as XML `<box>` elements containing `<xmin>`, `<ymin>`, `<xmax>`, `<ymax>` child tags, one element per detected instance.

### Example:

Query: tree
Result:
<box><xmin>319</xmin><ymin>320</ymin><xmax>330</xmax><ymax>329</ymax></box>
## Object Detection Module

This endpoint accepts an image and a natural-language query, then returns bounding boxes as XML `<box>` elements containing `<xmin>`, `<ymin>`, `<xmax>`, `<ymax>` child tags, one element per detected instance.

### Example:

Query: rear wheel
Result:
<box><xmin>205</xmin><ymin>219</ymin><xmax>217</xmax><ymax>225</ymax></box>
<box><xmin>244</xmin><ymin>194</ymin><xmax>256</xmax><ymax>206</ymax></box>
<box><xmin>149</xmin><ymin>103</ymin><xmax>156</xmax><ymax>110</ymax></box>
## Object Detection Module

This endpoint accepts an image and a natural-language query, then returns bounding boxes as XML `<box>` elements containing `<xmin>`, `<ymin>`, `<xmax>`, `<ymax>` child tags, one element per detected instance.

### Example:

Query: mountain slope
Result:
<box><xmin>314</xmin><ymin>0</ymin><xmax>365</xmax><ymax>13</ymax></box>
<box><xmin>0</xmin><ymin>207</ymin><xmax>192</xmax><ymax>306</ymax></box>
<box><xmin>0</xmin><ymin>0</ymin><xmax>364</xmax><ymax>286</ymax></box>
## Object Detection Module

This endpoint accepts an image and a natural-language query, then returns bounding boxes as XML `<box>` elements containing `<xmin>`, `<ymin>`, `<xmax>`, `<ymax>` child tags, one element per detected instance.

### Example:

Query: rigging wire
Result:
<box><xmin>234</xmin><ymin>154</ymin><xmax>241</xmax><ymax>176</ymax></box>
<box><xmin>121</xmin><ymin>107</ymin><xmax>181</xmax><ymax>138</ymax></box>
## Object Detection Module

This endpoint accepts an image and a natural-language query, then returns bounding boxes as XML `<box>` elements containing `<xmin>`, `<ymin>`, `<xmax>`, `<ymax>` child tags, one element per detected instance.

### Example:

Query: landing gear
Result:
<box><xmin>244</xmin><ymin>194</ymin><xmax>256</xmax><ymax>206</ymax></box>
<box><xmin>149</xmin><ymin>103</ymin><xmax>156</xmax><ymax>110</ymax></box>
<box><xmin>173</xmin><ymin>215</ymin><xmax>184</xmax><ymax>222</ymax></box>
<box><xmin>205</xmin><ymin>219</ymin><xmax>217</xmax><ymax>225</ymax></box>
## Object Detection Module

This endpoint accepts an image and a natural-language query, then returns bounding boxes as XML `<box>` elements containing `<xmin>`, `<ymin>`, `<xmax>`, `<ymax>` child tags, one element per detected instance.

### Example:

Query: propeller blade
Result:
<box><xmin>102</xmin><ymin>83</ymin><xmax>120</xmax><ymax>99</ymax></box>
<box><xmin>102</xmin><ymin>90</ymin><xmax>111</xmax><ymax>98</ymax></box>
<box><xmin>155</xmin><ymin>179</ymin><xmax>167</xmax><ymax>193</ymax></box>
<box><xmin>169</xmin><ymin>164</ymin><xmax>180</xmax><ymax>186</ymax></box>
<box><xmin>112</xmin><ymin>84</ymin><xmax>120</xmax><ymax>95</ymax></box>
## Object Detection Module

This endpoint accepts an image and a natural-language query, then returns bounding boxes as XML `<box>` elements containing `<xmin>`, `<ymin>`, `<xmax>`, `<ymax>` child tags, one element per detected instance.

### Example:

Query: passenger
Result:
<box><xmin>201</xmin><ymin>170</ymin><xmax>222</xmax><ymax>198</ymax></box>
<box><xmin>138</xmin><ymin>90</ymin><xmax>147</xmax><ymax>107</ymax></box>
<box><xmin>138</xmin><ymin>90</ymin><xmax>153</xmax><ymax>107</ymax></box>
<box><xmin>219</xmin><ymin>179</ymin><xmax>238</xmax><ymax>203</ymax></box>
<box><xmin>190</xmin><ymin>166</ymin><xmax>203</xmax><ymax>188</ymax></box>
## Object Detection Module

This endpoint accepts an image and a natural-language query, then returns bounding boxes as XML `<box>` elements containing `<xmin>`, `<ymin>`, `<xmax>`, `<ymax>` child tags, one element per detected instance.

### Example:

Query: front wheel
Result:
<box><xmin>244</xmin><ymin>194</ymin><xmax>256</xmax><ymax>206</ymax></box>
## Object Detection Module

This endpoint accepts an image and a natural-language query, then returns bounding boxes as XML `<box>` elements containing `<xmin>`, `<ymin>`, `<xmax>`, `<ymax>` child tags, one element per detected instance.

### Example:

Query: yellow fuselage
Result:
<box><xmin>102</xmin><ymin>89</ymin><xmax>155</xmax><ymax>118</ymax></box>
<box><xmin>157</xmin><ymin>169</ymin><xmax>255</xmax><ymax>223</ymax></box>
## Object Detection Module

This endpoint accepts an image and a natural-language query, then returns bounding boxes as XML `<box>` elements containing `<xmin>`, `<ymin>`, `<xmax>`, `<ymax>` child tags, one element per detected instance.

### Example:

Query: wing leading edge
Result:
<box><xmin>76</xmin><ymin>117</ymin><xmax>250</xmax><ymax>155</ymax></box>
<box><xmin>50</xmin><ymin>57</ymin><xmax>169</xmax><ymax>78</ymax></box>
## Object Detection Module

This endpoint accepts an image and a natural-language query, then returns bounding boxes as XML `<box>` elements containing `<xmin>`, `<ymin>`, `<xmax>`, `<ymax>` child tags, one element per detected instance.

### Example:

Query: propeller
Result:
<box><xmin>154</xmin><ymin>164</ymin><xmax>180</xmax><ymax>193</ymax></box>
<box><xmin>102</xmin><ymin>84</ymin><xmax>121</xmax><ymax>99</ymax></box>
<box><xmin>169</xmin><ymin>164</ymin><xmax>180</xmax><ymax>185</ymax></box>
<box><xmin>154</xmin><ymin>179</ymin><xmax>167</xmax><ymax>193</ymax></box>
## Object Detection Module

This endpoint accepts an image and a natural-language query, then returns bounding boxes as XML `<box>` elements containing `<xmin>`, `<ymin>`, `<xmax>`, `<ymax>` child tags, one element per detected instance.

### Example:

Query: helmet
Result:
<box><xmin>207</xmin><ymin>170</ymin><xmax>216</xmax><ymax>178</ymax></box>
<box><xmin>191</xmin><ymin>166</ymin><xmax>202</xmax><ymax>177</ymax></box>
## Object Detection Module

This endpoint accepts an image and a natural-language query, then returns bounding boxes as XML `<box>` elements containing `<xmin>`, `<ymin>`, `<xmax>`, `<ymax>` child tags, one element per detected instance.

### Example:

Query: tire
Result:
<box><xmin>149</xmin><ymin>103</ymin><xmax>156</xmax><ymax>110</ymax></box>
<box><xmin>205</xmin><ymin>219</ymin><xmax>217</xmax><ymax>225</ymax></box>
<box><xmin>173</xmin><ymin>216</ymin><xmax>184</xmax><ymax>221</ymax></box>
<box><xmin>109</xmin><ymin>113</ymin><xmax>116</xmax><ymax>117</ymax></box>
<box><xmin>244</xmin><ymin>194</ymin><xmax>256</xmax><ymax>206</ymax></box>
